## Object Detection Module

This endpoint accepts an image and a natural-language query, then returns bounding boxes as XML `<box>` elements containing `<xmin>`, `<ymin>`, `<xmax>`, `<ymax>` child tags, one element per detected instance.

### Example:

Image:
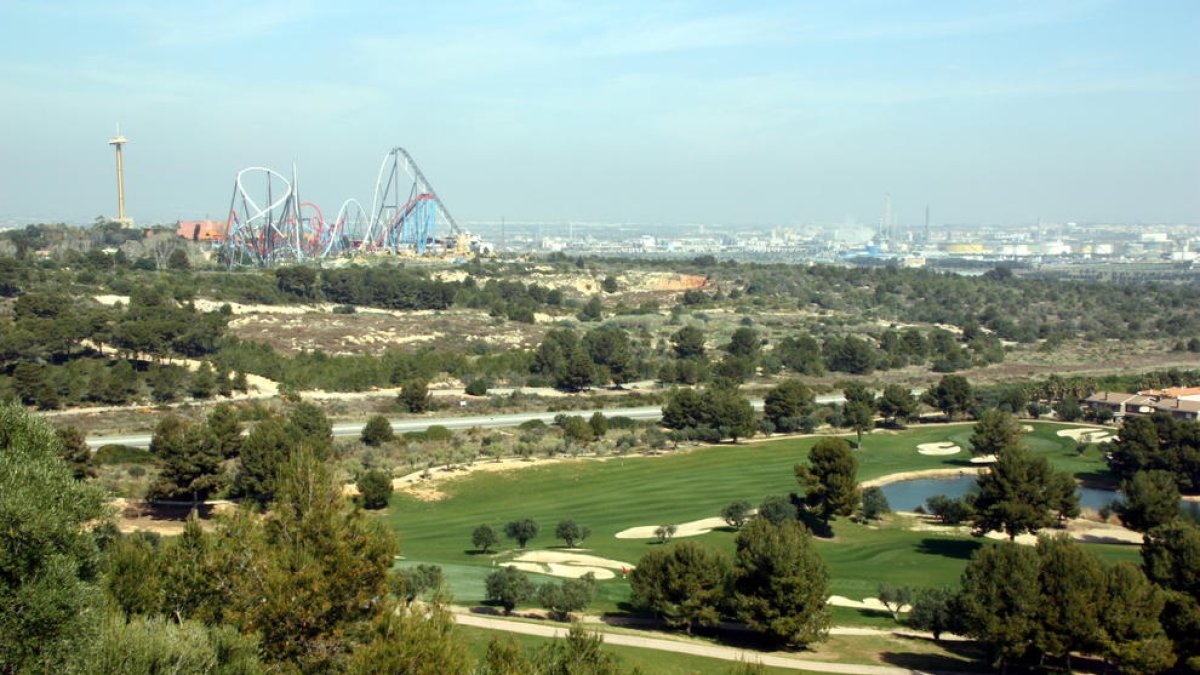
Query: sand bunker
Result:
<box><xmin>860</xmin><ymin>467</ymin><xmax>986</xmax><ymax>489</ymax></box>
<box><xmin>504</xmin><ymin>551</ymin><xmax>635</xmax><ymax>580</ymax></box>
<box><xmin>1057</xmin><ymin>428</ymin><xmax>1117</xmax><ymax>444</ymax></box>
<box><xmin>917</xmin><ymin>442</ymin><xmax>961</xmax><ymax>456</ymax></box>
<box><xmin>615</xmin><ymin>516</ymin><xmax>731</xmax><ymax>540</ymax></box>
<box><xmin>828</xmin><ymin>595</ymin><xmax>911</xmax><ymax>613</ymax></box>
<box><xmin>969</xmin><ymin>454</ymin><xmax>998</xmax><ymax>464</ymax></box>
<box><xmin>1022</xmin><ymin>425</ymin><xmax>1035</xmax><ymax>432</ymax></box>
<box><xmin>983</xmin><ymin>517</ymin><xmax>1142</xmax><ymax>546</ymax></box>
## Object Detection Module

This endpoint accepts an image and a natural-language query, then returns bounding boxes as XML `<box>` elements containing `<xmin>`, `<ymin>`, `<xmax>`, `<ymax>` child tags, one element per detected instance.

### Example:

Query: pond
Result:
<box><xmin>879</xmin><ymin>475</ymin><xmax>1200</xmax><ymax>522</ymax></box>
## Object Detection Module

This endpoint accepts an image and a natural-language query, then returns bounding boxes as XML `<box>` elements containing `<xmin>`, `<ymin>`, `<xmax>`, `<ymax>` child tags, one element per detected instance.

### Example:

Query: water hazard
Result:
<box><xmin>879</xmin><ymin>475</ymin><xmax>1200</xmax><ymax>522</ymax></box>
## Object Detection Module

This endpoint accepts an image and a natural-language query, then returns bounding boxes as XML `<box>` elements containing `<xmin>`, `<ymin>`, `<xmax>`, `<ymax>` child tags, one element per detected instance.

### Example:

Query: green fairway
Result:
<box><xmin>385</xmin><ymin>421</ymin><xmax>1134</xmax><ymax>618</ymax></box>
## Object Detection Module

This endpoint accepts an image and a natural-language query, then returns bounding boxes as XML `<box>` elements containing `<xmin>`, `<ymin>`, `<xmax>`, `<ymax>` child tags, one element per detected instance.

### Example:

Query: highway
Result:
<box><xmin>85</xmin><ymin>394</ymin><xmax>849</xmax><ymax>449</ymax></box>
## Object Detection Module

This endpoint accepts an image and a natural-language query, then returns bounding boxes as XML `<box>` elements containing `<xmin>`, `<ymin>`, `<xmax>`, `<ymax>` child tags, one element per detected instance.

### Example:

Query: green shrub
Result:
<box><xmin>517</xmin><ymin>419</ymin><xmax>547</xmax><ymax>432</ymax></box>
<box><xmin>357</xmin><ymin>469</ymin><xmax>393</xmax><ymax>510</ymax></box>
<box><xmin>94</xmin><ymin>444</ymin><xmax>155</xmax><ymax>465</ymax></box>
<box><xmin>425</xmin><ymin>425</ymin><xmax>453</xmax><ymax>442</ymax></box>
<box><xmin>607</xmin><ymin>416</ymin><xmax>637</xmax><ymax>430</ymax></box>
<box><xmin>360</xmin><ymin>415</ymin><xmax>395</xmax><ymax>446</ymax></box>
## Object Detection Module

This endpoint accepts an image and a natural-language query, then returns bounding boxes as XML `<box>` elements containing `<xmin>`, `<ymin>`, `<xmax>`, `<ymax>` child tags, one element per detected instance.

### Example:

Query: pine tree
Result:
<box><xmin>972</xmin><ymin>445</ymin><xmax>1079</xmax><ymax>539</ymax></box>
<box><xmin>732</xmin><ymin>520</ymin><xmax>831</xmax><ymax>646</ymax></box>
<box><xmin>763</xmin><ymin>379</ymin><xmax>815</xmax><ymax>432</ymax></box>
<box><xmin>630</xmin><ymin>541</ymin><xmax>730</xmax><ymax>633</ymax></box>
<box><xmin>1033</xmin><ymin>536</ymin><xmax>1107</xmax><ymax>665</ymax></box>
<box><xmin>399</xmin><ymin>379</ymin><xmax>431</xmax><ymax>413</ymax></box>
<box><xmin>148</xmin><ymin>417</ymin><xmax>225</xmax><ymax>504</ymax></box>
<box><xmin>206</xmin><ymin>403</ymin><xmax>243</xmax><ymax>458</ymax></box>
<box><xmin>189</xmin><ymin>362</ymin><xmax>217</xmax><ymax>399</ymax></box>
<box><xmin>1099</xmin><ymin>562</ymin><xmax>1174</xmax><ymax>673</ymax></box>
<box><xmin>0</xmin><ymin>403</ymin><xmax>108</xmax><ymax>672</ymax></box>
<box><xmin>969</xmin><ymin>409</ymin><xmax>1024</xmax><ymax>458</ymax></box>
<box><xmin>795</xmin><ymin>437</ymin><xmax>861</xmax><ymax>522</ymax></box>
<box><xmin>1117</xmin><ymin>470</ymin><xmax>1183</xmax><ymax>533</ymax></box>
<box><xmin>957</xmin><ymin>543</ymin><xmax>1041</xmax><ymax>669</ymax></box>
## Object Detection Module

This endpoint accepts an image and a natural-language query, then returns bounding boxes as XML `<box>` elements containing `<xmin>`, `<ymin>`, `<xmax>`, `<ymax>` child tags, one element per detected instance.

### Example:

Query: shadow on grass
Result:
<box><xmin>842</xmin><ymin>607</ymin><xmax>893</xmax><ymax>622</ymax></box>
<box><xmin>797</xmin><ymin>509</ymin><xmax>833</xmax><ymax>538</ymax></box>
<box><xmin>915</xmin><ymin>537</ymin><xmax>982</xmax><ymax>560</ymax></box>
<box><xmin>602</xmin><ymin>605</ymin><xmax>820</xmax><ymax>653</ymax></box>
<box><xmin>945</xmin><ymin>459</ymin><xmax>983</xmax><ymax>468</ymax></box>
<box><xmin>1074</xmin><ymin>469</ymin><xmax>1118</xmax><ymax>488</ymax></box>
<box><xmin>463</xmin><ymin>549</ymin><xmax>494</xmax><ymax>556</ymax></box>
<box><xmin>472</xmin><ymin>601</ymin><xmax>509</xmax><ymax>615</ymax></box>
<box><xmin>878</xmin><ymin>635</ymin><xmax>990</xmax><ymax>673</ymax></box>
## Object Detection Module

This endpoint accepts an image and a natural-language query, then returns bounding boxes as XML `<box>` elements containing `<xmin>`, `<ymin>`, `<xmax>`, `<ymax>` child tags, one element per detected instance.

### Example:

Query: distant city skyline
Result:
<box><xmin>0</xmin><ymin>0</ymin><xmax>1196</xmax><ymax>227</ymax></box>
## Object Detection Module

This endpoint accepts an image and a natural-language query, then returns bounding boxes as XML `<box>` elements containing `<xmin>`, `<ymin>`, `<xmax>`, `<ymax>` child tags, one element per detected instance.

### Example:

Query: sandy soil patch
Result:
<box><xmin>983</xmin><ymin>517</ymin><xmax>1143</xmax><ymax>546</ymax></box>
<box><xmin>827</xmin><ymin>595</ymin><xmax>911</xmax><ymax>613</ymax></box>
<box><xmin>112</xmin><ymin>498</ymin><xmax>234</xmax><ymax>535</ymax></box>
<box><xmin>917</xmin><ymin>442</ymin><xmax>961</xmax><ymax>456</ymax></box>
<box><xmin>615</xmin><ymin>516</ymin><xmax>734</xmax><ymax>540</ymax></box>
<box><xmin>504</xmin><ymin>551</ymin><xmax>635</xmax><ymax>580</ymax></box>
<box><xmin>94</xmin><ymin>294</ymin><xmax>338</xmax><ymax>316</ymax></box>
<box><xmin>1057</xmin><ymin>428</ymin><xmax>1117</xmax><ymax>444</ymax></box>
<box><xmin>859</xmin><ymin>467</ymin><xmax>986</xmax><ymax>489</ymax></box>
<box><xmin>894</xmin><ymin>513</ymin><xmax>973</xmax><ymax>535</ymax></box>
<box><xmin>905</xmin><ymin>520</ymin><xmax>973</xmax><ymax>534</ymax></box>
<box><xmin>969</xmin><ymin>454</ymin><xmax>998</xmax><ymax>464</ymax></box>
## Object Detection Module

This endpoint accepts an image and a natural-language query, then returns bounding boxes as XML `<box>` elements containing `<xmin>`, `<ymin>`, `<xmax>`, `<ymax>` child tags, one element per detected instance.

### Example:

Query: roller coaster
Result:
<box><xmin>222</xmin><ymin>147</ymin><xmax>462</xmax><ymax>266</ymax></box>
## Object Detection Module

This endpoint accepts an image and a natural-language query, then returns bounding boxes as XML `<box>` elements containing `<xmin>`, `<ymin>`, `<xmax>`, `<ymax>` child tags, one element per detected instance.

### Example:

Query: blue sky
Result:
<box><xmin>0</xmin><ymin>0</ymin><xmax>1196</xmax><ymax>227</ymax></box>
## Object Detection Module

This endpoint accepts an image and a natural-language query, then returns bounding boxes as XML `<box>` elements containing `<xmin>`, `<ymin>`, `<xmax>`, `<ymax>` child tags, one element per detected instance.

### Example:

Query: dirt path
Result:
<box><xmin>452</xmin><ymin>611</ymin><xmax>941</xmax><ymax>674</ymax></box>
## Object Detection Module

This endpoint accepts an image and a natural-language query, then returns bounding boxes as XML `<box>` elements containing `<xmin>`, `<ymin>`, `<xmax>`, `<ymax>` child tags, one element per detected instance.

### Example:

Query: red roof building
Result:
<box><xmin>177</xmin><ymin>220</ymin><xmax>227</xmax><ymax>241</ymax></box>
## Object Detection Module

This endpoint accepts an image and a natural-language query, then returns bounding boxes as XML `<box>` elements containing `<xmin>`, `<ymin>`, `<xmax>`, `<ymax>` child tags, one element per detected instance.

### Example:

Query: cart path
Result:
<box><xmin>452</xmin><ymin>611</ymin><xmax>946</xmax><ymax>675</ymax></box>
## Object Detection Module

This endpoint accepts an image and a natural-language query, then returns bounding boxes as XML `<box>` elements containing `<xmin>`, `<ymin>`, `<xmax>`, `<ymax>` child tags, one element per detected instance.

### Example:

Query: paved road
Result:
<box><xmin>85</xmin><ymin>395</ymin><xmax>848</xmax><ymax>449</ymax></box>
<box><xmin>453</xmin><ymin>611</ymin><xmax>936</xmax><ymax>674</ymax></box>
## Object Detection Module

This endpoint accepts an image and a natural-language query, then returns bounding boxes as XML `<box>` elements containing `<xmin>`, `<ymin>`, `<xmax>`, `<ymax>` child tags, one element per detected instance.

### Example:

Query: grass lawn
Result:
<box><xmin>456</xmin><ymin>625</ymin><xmax>796</xmax><ymax>674</ymax></box>
<box><xmin>385</xmin><ymin>421</ymin><xmax>1135</xmax><ymax>617</ymax></box>
<box><xmin>455</xmin><ymin>624</ymin><xmax>990</xmax><ymax>674</ymax></box>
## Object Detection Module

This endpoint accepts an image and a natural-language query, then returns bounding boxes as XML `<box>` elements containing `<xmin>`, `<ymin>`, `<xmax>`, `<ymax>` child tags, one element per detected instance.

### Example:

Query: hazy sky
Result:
<box><xmin>0</xmin><ymin>0</ymin><xmax>1196</xmax><ymax>227</ymax></box>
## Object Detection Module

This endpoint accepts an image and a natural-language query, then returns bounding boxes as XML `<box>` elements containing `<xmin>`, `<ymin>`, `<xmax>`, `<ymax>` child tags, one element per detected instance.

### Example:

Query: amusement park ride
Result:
<box><xmin>222</xmin><ymin>147</ymin><xmax>470</xmax><ymax>266</ymax></box>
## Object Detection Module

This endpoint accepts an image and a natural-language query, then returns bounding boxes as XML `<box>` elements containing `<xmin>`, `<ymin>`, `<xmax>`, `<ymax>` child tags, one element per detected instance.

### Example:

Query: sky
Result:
<box><xmin>0</xmin><ymin>0</ymin><xmax>1196</xmax><ymax>228</ymax></box>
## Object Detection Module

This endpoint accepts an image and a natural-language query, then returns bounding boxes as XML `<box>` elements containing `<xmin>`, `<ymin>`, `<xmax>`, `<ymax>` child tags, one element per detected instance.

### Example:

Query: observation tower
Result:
<box><xmin>107</xmin><ymin>126</ymin><xmax>131</xmax><ymax>225</ymax></box>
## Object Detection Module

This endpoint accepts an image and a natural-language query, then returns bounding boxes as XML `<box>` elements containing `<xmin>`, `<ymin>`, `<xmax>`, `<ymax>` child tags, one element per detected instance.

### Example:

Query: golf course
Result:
<box><xmin>385</xmin><ymin>421</ymin><xmax>1140</xmax><ymax>622</ymax></box>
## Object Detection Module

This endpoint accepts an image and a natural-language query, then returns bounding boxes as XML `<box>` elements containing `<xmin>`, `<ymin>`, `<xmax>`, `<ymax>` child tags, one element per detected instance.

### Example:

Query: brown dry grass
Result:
<box><xmin>112</xmin><ymin>498</ymin><xmax>233</xmax><ymax>535</ymax></box>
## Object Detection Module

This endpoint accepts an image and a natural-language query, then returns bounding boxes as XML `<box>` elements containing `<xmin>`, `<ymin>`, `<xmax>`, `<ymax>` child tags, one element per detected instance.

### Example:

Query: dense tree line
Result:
<box><xmin>277</xmin><ymin>266</ymin><xmax>456</xmax><ymax>310</ymax></box>
<box><xmin>717</xmin><ymin>259</ymin><xmax>1200</xmax><ymax>341</ymax></box>
<box><xmin>0</xmin><ymin>282</ymin><xmax>246</xmax><ymax>409</ymax></box>
<box><xmin>1108</xmin><ymin>413</ymin><xmax>1200</xmax><ymax>495</ymax></box>
<box><xmin>275</xmin><ymin>265</ymin><xmax>570</xmax><ymax>319</ymax></box>
<box><xmin>661</xmin><ymin>384</ymin><xmax>757</xmax><ymax>442</ymax></box>
<box><xmin>211</xmin><ymin>337</ymin><xmax>532</xmax><ymax>392</ymax></box>
<box><xmin>907</xmin><ymin>531</ymin><xmax>1196</xmax><ymax>673</ymax></box>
